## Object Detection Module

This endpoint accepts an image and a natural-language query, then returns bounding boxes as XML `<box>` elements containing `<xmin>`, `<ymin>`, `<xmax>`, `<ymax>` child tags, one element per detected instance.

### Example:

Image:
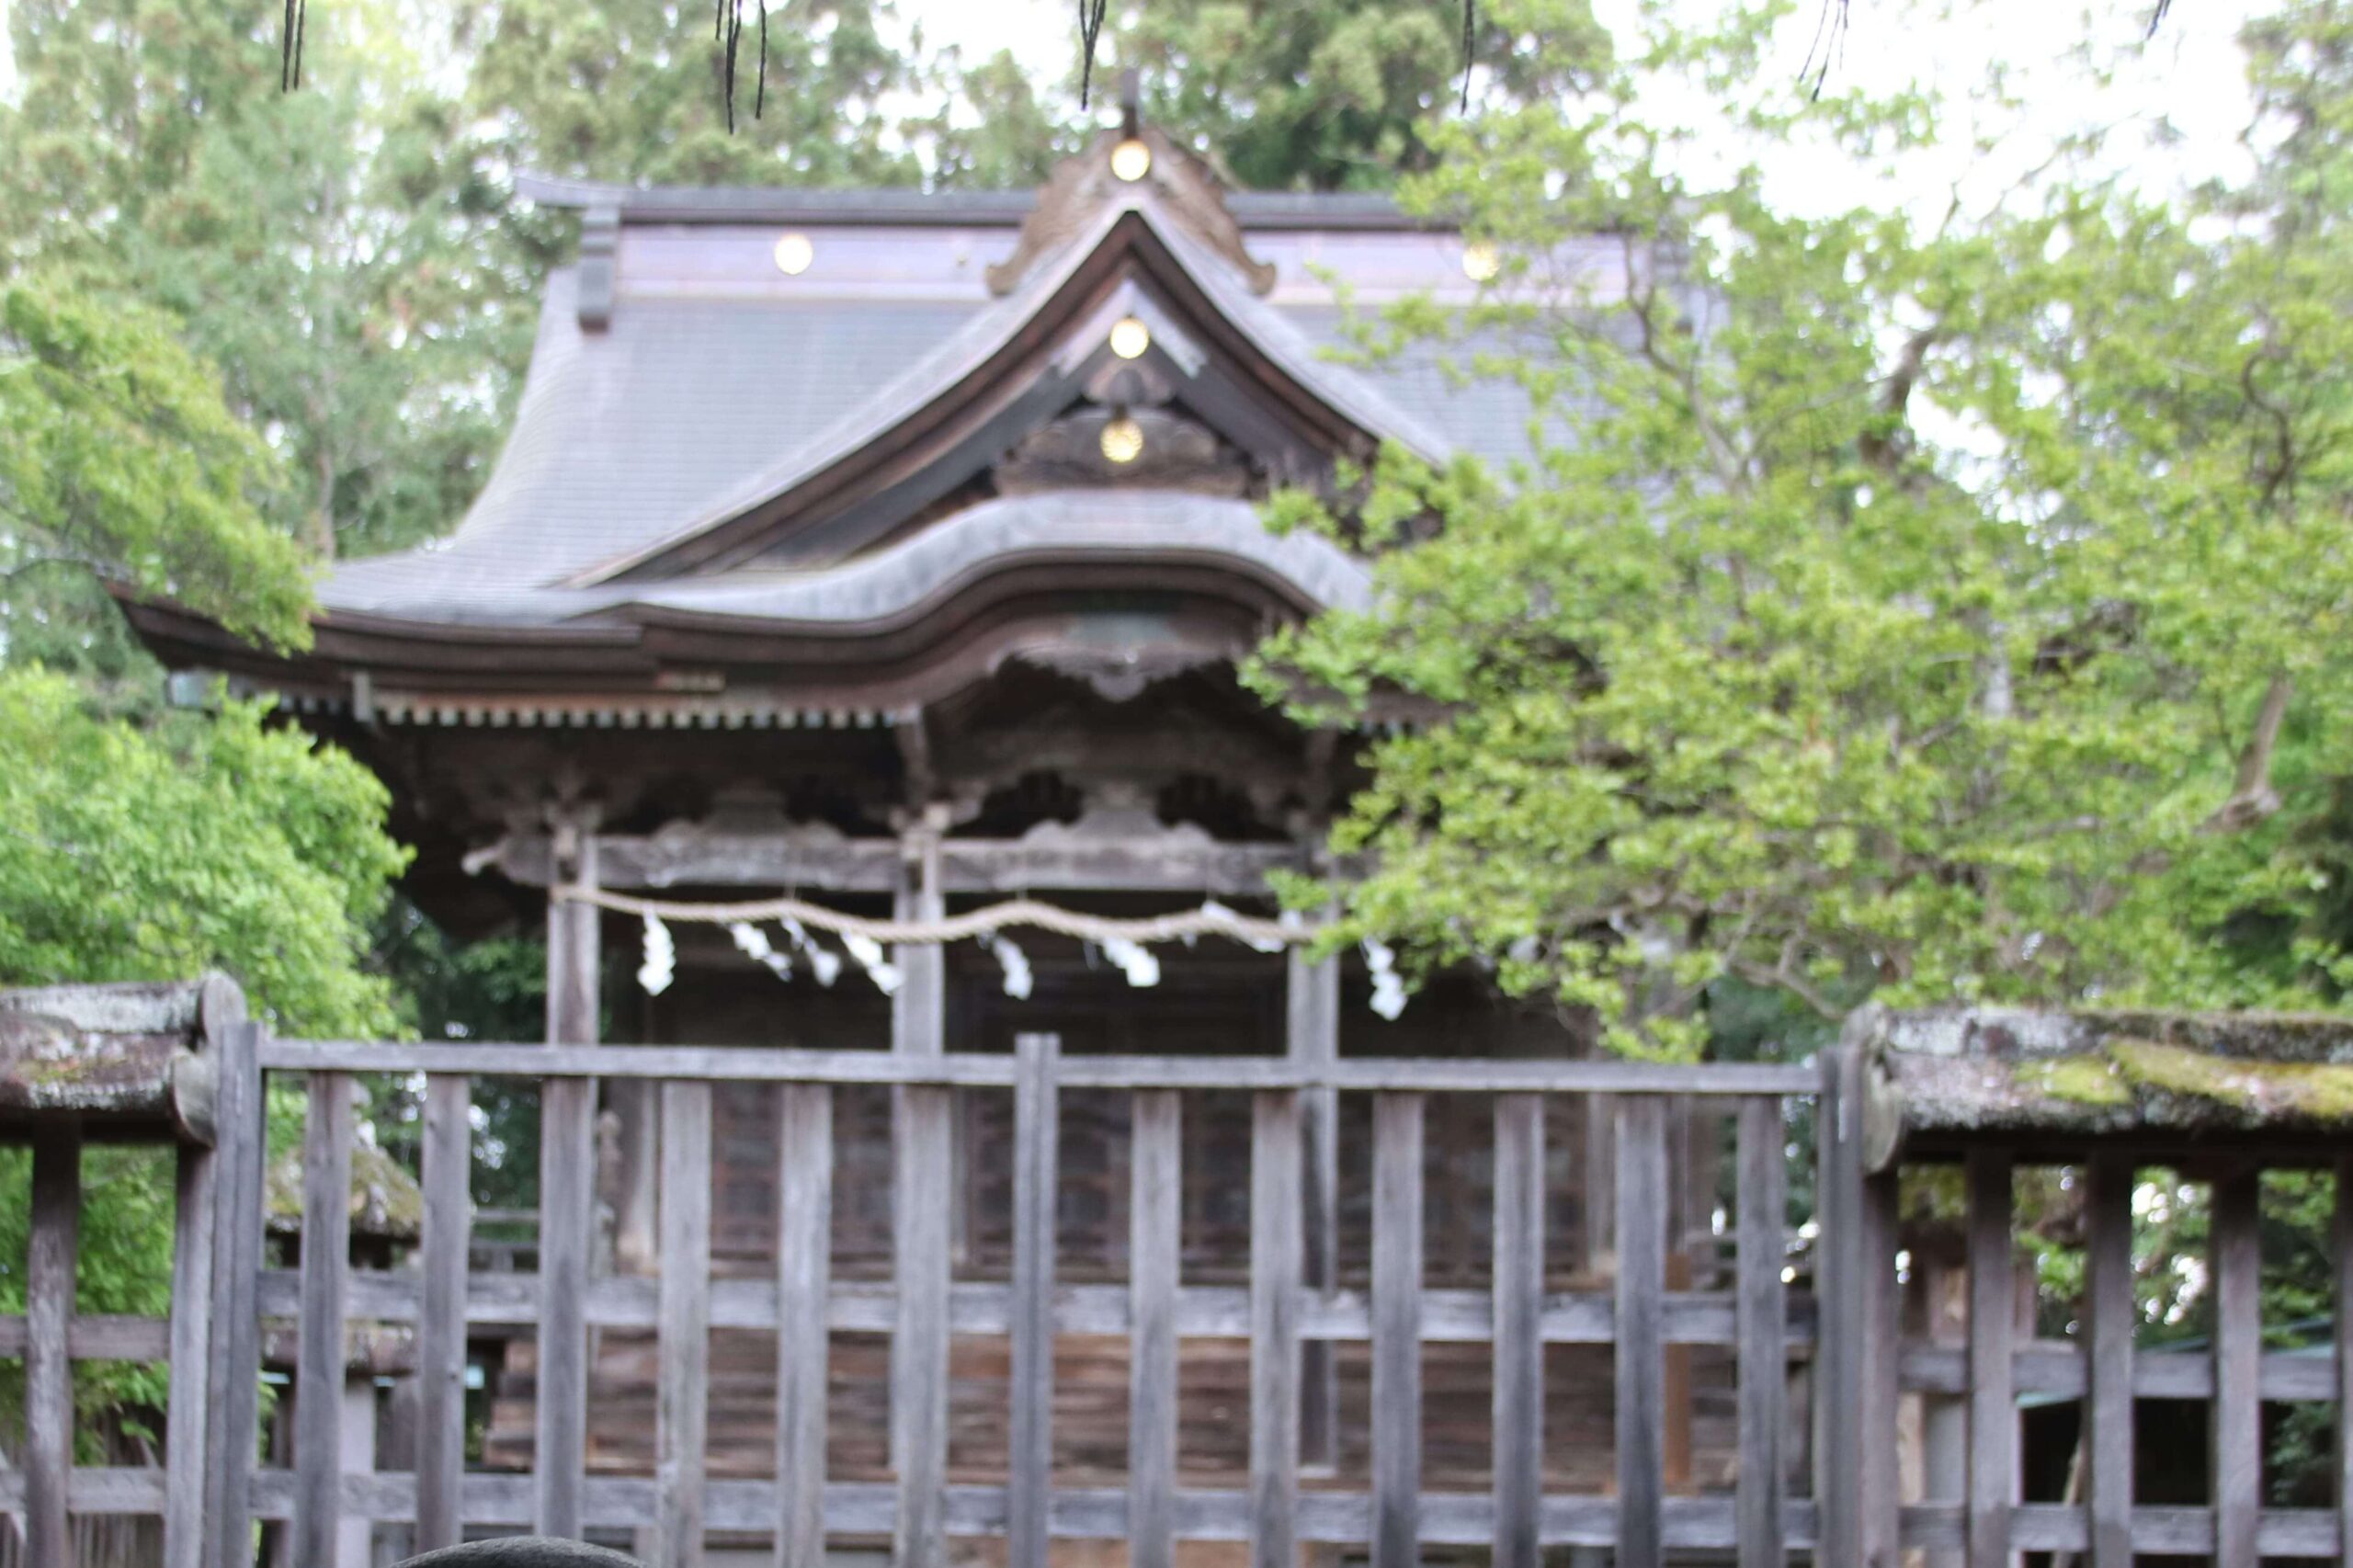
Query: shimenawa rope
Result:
<box><xmin>556</xmin><ymin>884</ymin><xmax>1316</xmax><ymax>949</ymax></box>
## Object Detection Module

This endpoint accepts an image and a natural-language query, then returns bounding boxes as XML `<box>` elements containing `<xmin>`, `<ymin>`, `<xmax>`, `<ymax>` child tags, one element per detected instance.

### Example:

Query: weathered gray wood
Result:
<box><xmin>1734</xmin><ymin>1096</ymin><xmax>1787</xmax><ymax>1568</ymax></box>
<box><xmin>2211</xmin><ymin>1165</ymin><xmax>2260</xmax><ymax>1568</ymax></box>
<box><xmin>539</xmin><ymin>814</ymin><xmax>598</xmax><ymax>1541</ymax></box>
<box><xmin>415</xmin><ymin>1074</ymin><xmax>472</xmax><ymax>1554</ymax></box>
<box><xmin>261</xmin><ymin>1039</ymin><xmax>1820</xmax><ymax>1096</ymax></box>
<box><xmin>657</xmin><ymin>1083</ymin><xmax>713</xmax><ymax>1568</ymax></box>
<box><xmin>536</xmin><ymin>1075</ymin><xmax>596</xmax><ymax>1539</ymax></box>
<box><xmin>892</xmin><ymin>1083</ymin><xmax>952</xmax><ymax>1568</ymax></box>
<box><xmin>2084</xmin><ymin>1153</ymin><xmax>2134</xmax><ymax>1568</ymax></box>
<box><xmin>0</xmin><ymin>1313</ymin><xmax>171</xmax><ymax>1358</ymax></box>
<box><xmin>1867</xmin><ymin>1040</ymin><xmax>2353</xmax><ymax>1163</ymax></box>
<box><xmin>1492</xmin><ymin>1094</ymin><xmax>1543</xmax><ymax>1568</ymax></box>
<box><xmin>1963</xmin><ymin>1151</ymin><xmax>2013</xmax><ymax>1568</ymax></box>
<box><xmin>292</xmin><ymin>1073</ymin><xmax>355</xmax><ymax>1568</ymax></box>
<box><xmin>0</xmin><ymin>1009</ymin><xmax>216</xmax><ymax>1143</ymax></box>
<box><xmin>1130</xmin><ymin>1090</ymin><xmax>1182</xmax><ymax>1568</ymax></box>
<box><xmin>1815</xmin><ymin>1013</ymin><xmax>1871</xmax><ymax>1568</ymax></box>
<box><xmin>246</xmin><ymin>1258</ymin><xmax>1814</xmax><ymax>1348</ymax></box>
<box><xmin>546</xmin><ymin>815</ymin><xmax>600</xmax><ymax>1050</ymax></box>
<box><xmin>1287</xmin><ymin>945</ymin><xmax>1341</xmax><ymax>1473</ymax></box>
<box><xmin>1859</xmin><ymin>1167</ymin><xmax>1902</xmax><ymax>1568</ymax></box>
<box><xmin>26</xmin><ymin>1123</ymin><xmax>80</xmax><ymax>1568</ymax></box>
<box><xmin>207</xmin><ymin>1018</ymin><xmax>265</xmax><ymax>1568</ymax></box>
<box><xmin>1371</xmin><ymin>1093</ymin><xmax>1425</xmax><ymax>1568</ymax></box>
<box><xmin>164</xmin><ymin>1138</ymin><xmax>216</xmax><ymax>1568</ymax></box>
<box><xmin>889</xmin><ymin>828</ymin><xmax>949</xmax><ymax>1568</ymax></box>
<box><xmin>892</xmin><ymin>829</ymin><xmax>946</xmax><ymax>1061</ymax></box>
<box><xmin>1006</xmin><ymin>1040</ymin><xmax>1057</xmax><ymax>1568</ymax></box>
<box><xmin>475</xmin><ymin>825</ymin><xmax>1306</xmax><ymax>895</ymax></box>
<box><xmin>776</xmin><ymin>1083</ymin><xmax>833</xmax><ymax>1568</ymax></box>
<box><xmin>2336</xmin><ymin>1154</ymin><xmax>2352</xmax><ymax>1563</ymax></box>
<box><xmin>1615</xmin><ymin>1096</ymin><xmax>1667</xmax><ymax>1568</ymax></box>
<box><xmin>1583</xmin><ymin>1091</ymin><xmax>1616</xmax><ymax>1271</ymax></box>
<box><xmin>218</xmin><ymin>1462</ymin><xmax>1856</xmax><ymax>1548</ymax></box>
<box><xmin>1899</xmin><ymin>1337</ymin><xmax>2336</xmax><ymax>1403</ymax></box>
<box><xmin>1250</xmin><ymin>1093</ymin><xmax>1302</xmax><ymax>1568</ymax></box>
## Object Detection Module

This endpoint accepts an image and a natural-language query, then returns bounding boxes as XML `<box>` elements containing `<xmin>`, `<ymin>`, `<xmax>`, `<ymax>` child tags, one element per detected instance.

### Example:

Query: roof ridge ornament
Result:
<box><xmin>984</xmin><ymin>91</ymin><xmax>1276</xmax><ymax>299</ymax></box>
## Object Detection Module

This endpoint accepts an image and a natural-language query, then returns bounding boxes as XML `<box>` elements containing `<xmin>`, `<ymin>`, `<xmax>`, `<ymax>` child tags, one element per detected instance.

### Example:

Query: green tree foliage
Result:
<box><xmin>1</xmin><ymin>0</ymin><xmax>530</xmax><ymax>562</ymax></box>
<box><xmin>460</xmin><ymin>0</ymin><xmax>925</xmax><ymax>188</ymax></box>
<box><xmin>1107</xmin><ymin>0</ymin><xmax>1611</xmax><ymax>189</ymax></box>
<box><xmin>0</xmin><ymin>671</ymin><xmax>407</xmax><ymax>1428</ymax></box>
<box><xmin>1251</xmin><ymin>0</ymin><xmax>2353</xmax><ymax>1056</ymax></box>
<box><xmin>0</xmin><ymin>670</ymin><xmax>406</xmax><ymax>1033</ymax></box>
<box><xmin>0</xmin><ymin>278</ymin><xmax>313</xmax><ymax>657</ymax></box>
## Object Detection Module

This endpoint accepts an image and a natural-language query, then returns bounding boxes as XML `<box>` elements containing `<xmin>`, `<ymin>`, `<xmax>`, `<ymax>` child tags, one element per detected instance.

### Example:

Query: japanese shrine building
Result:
<box><xmin>121</xmin><ymin>124</ymin><xmax>1730</xmax><ymax>1523</ymax></box>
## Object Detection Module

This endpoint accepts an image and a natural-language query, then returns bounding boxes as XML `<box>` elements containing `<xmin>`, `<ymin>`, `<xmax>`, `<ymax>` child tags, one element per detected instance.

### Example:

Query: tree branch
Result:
<box><xmin>2203</xmin><ymin>672</ymin><xmax>2293</xmax><ymax>833</ymax></box>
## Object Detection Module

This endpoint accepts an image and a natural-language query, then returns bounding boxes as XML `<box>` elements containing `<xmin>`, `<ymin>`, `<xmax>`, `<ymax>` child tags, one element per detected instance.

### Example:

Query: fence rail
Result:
<box><xmin>2</xmin><ymin>990</ymin><xmax>2349</xmax><ymax>1568</ymax></box>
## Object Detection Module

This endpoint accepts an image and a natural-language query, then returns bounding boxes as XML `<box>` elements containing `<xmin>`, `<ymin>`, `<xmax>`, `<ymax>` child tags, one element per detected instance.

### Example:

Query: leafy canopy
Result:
<box><xmin>1254</xmin><ymin>0</ymin><xmax>2353</xmax><ymax>1056</ymax></box>
<box><xmin>0</xmin><ymin>279</ymin><xmax>313</xmax><ymax>651</ymax></box>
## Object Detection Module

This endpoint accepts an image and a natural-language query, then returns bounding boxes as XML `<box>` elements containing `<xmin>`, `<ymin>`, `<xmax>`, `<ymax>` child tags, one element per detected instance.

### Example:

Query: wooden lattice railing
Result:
<box><xmin>3</xmin><ymin>985</ymin><xmax>2350</xmax><ymax>1568</ymax></box>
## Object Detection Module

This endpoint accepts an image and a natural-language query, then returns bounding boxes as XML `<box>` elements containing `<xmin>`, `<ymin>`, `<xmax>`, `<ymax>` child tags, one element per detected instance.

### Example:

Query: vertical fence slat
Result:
<box><xmin>1615</xmin><ymin>1096</ymin><xmax>1668</xmax><ymax>1568</ymax></box>
<box><xmin>292</xmin><ymin>1072</ymin><xmax>354</xmax><ymax>1568</ymax></box>
<box><xmin>2336</xmin><ymin>1153</ymin><xmax>2353</xmax><ymax>1562</ymax></box>
<box><xmin>1374</xmin><ymin>1092</ymin><xmax>1421</xmax><ymax>1562</ymax></box>
<box><xmin>1131</xmin><ymin>1090</ymin><xmax>1182</xmax><ymax>1568</ymax></box>
<box><xmin>536</xmin><ymin>1074</ymin><xmax>596</xmax><ymax>1538</ymax></box>
<box><xmin>207</xmin><ymin>1019</ymin><xmax>264</xmax><ymax>1568</ymax></box>
<box><xmin>415</xmin><ymin>1074</ymin><xmax>471</xmax><ymax>1554</ymax></box>
<box><xmin>1963</xmin><ymin>1150</ymin><xmax>2014</xmax><ymax>1568</ymax></box>
<box><xmin>1492</xmin><ymin>1094</ymin><xmax>1544</xmax><ymax>1568</ymax></box>
<box><xmin>2084</xmin><ymin>1153</ymin><xmax>2134</xmax><ymax>1568</ymax></box>
<box><xmin>893</xmin><ymin>1083</ymin><xmax>953</xmax><ymax>1568</ymax></box>
<box><xmin>25</xmin><ymin>1124</ymin><xmax>80</xmax><ymax>1568</ymax></box>
<box><xmin>657</xmin><ymin>1082</ymin><xmax>713</xmax><ymax>1568</ymax></box>
<box><xmin>1006</xmin><ymin>1038</ymin><xmax>1058</xmax><ymax>1568</ymax></box>
<box><xmin>1859</xmin><ymin>1164</ymin><xmax>1902</xmax><ymax>1568</ymax></box>
<box><xmin>1250</xmin><ymin>1091</ymin><xmax>1302</xmax><ymax>1568</ymax></box>
<box><xmin>1371</xmin><ymin>1093</ymin><xmax>1426</xmax><ymax>1568</ymax></box>
<box><xmin>1288</xmin><ymin>947</ymin><xmax>1341</xmax><ymax>1473</ymax></box>
<box><xmin>165</xmin><ymin>1137</ymin><xmax>216</xmax><ymax>1568</ymax></box>
<box><xmin>1816</xmin><ymin>1020</ymin><xmax>1866</xmax><ymax>1568</ymax></box>
<box><xmin>2211</xmin><ymin>1165</ymin><xmax>2260</xmax><ymax>1568</ymax></box>
<box><xmin>1735</xmin><ymin>1096</ymin><xmax>1788</xmax><ymax>1568</ymax></box>
<box><xmin>777</xmin><ymin>1083</ymin><xmax>834</xmax><ymax>1568</ymax></box>
<box><xmin>539</xmin><ymin>820</ymin><xmax>597</xmax><ymax>1541</ymax></box>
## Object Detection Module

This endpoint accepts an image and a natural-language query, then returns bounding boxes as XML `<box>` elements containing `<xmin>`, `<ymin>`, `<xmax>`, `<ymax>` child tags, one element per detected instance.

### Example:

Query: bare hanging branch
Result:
<box><xmin>1078</xmin><ymin>0</ymin><xmax>1110</xmax><ymax>108</ymax></box>
<box><xmin>280</xmin><ymin>0</ymin><xmax>306</xmax><ymax>90</ymax></box>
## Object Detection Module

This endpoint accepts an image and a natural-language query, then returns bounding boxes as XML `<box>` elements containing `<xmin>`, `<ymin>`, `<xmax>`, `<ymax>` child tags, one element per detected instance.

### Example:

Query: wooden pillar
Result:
<box><xmin>26</xmin><ymin>1122</ymin><xmax>81</xmax><ymax>1568</ymax></box>
<box><xmin>892</xmin><ymin>819</ymin><xmax>950</xmax><ymax>1568</ymax></box>
<box><xmin>539</xmin><ymin>805</ymin><xmax>599</xmax><ymax>1539</ymax></box>
<box><xmin>1285</xmin><ymin>942</ymin><xmax>1341</xmax><ymax>1472</ymax></box>
<box><xmin>893</xmin><ymin>817</ymin><xmax>946</xmax><ymax>1057</ymax></box>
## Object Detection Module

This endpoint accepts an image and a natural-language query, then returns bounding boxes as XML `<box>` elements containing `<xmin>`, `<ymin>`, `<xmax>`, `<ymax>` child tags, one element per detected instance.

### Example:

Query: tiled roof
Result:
<box><xmin>319</xmin><ymin>182</ymin><xmax>1608</xmax><ymax>631</ymax></box>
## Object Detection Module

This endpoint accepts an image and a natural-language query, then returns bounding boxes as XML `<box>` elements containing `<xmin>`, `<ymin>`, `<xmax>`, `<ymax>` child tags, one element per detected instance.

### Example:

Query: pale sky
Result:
<box><xmin>0</xmin><ymin>0</ymin><xmax>2271</xmax><ymax>215</ymax></box>
<box><xmin>898</xmin><ymin>0</ymin><xmax>2271</xmax><ymax>220</ymax></box>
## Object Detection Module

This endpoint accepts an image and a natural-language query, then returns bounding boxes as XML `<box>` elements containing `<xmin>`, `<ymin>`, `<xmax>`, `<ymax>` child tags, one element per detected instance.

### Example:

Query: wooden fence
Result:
<box><xmin>2</xmin><ymin>988</ymin><xmax>2350</xmax><ymax>1568</ymax></box>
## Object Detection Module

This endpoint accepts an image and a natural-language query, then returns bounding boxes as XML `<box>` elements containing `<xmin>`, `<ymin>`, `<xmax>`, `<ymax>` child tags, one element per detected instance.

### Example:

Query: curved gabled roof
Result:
<box><xmin>314</xmin><ymin>152</ymin><xmax>1599</xmax><ymax>635</ymax></box>
<box><xmin>323</xmin><ymin>490</ymin><xmax>1368</xmax><ymax>631</ymax></box>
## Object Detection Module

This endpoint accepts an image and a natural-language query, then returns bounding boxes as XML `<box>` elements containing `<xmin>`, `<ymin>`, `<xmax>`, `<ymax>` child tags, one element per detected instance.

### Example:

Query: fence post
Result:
<box><xmin>206</xmin><ymin>1019</ymin><xmax>265</xmax><ymax>1568</ymax></box>
<box><xmin>25</xmin><ymin>1119</ymin><xmax>81</xmax><ymax>1568</ymax></box>
<box><xmin>1006</xmin><ymin>1037</ymin><xmax>1058</xmax><ymax>1568</ymax></box>
<box><xmin>1817</xmin><ymin>1006</ymin><xmax>1880</xmax><ymax>1568</ymax></box>
<box><xmin>292</xmin><ymin>1072</ymin><xmax>355</xmax><ymax>1568</ymax></box>
<box><xmin>163</xmin><ymin>975</ymin><xmax>239</xmax><ymax>1568</ymax></box>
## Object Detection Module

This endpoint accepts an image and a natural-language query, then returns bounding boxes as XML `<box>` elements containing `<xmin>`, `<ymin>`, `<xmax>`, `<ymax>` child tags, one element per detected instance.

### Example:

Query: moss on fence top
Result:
<box><xmin>264</xmin><ymin>1141</ymin><xmax>425</xmax><ymax>1241</ymax></box>
<box><xmin>1864</xmin><ymin>1004</ymin><xmax>2353</xmax><ymax>1167</ymax></box>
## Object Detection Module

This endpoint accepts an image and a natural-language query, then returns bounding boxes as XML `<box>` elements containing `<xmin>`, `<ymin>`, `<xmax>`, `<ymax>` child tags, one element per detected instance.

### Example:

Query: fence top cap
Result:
<box><xmin>394</xmin><ymin>1541</ymin><xmax>643</xmax><ymax>1568</ymax></box>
